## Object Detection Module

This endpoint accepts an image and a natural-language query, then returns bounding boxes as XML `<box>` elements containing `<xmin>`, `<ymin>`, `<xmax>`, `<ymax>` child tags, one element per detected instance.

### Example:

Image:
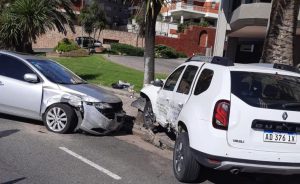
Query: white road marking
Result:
<box><xmin>59</xmin><ymin>147</ymin><xmax>122</xmax><ymax>180</ymax></box>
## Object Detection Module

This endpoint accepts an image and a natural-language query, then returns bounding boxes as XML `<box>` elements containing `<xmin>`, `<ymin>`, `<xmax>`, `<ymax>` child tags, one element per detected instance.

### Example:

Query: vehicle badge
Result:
<box><xmin>282</xmin><ymin>112</ymin><xmax>288</xmax><ymax>120</ymax></box>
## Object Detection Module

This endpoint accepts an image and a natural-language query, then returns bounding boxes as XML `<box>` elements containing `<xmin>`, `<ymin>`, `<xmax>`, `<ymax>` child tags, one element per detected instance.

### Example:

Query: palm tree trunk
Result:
<box><xmin>143</xmin><ymin>1</ymin><xmax>161</xmax><ymax>85</ymax></box>
<box><xmin>261</xmin><ymin>0</ymin><xmax>300</xmax><ymax>66</ymax></box>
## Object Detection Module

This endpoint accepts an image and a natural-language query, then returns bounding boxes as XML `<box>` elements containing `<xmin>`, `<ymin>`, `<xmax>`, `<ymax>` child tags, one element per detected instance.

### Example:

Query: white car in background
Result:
<box><xmin>133</xmin><ymin>56</ymin><xmax>300</xmax><ymax>182</ymax></box>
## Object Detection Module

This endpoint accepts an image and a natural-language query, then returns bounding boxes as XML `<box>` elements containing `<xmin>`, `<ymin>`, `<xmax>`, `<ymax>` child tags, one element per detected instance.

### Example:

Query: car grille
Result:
<box><xmin>97</xmin><ymin>102</ymin><xmax>123</xmax><ymax>119</ymax></box>
<box><xmin>252</xmin><ymin>120</ymin><xmax>300</xmax><ymax>133</ymax></box>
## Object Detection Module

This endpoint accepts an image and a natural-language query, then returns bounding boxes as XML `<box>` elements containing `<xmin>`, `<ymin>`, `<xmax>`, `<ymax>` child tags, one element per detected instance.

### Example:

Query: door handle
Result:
<box><xmin>0</xmin><ymin>81</ymin><xmax>3</xmax><ymax>86</ymax></box>
<box><xmin>178</xmin><ymin>103</ymin><xmax>184</xmax><ymax>108</ymax></box>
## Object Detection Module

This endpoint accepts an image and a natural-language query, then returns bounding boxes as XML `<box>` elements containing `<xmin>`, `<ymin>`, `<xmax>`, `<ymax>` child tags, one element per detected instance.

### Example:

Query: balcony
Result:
<box><xmin>162</xmin><ymin>2</ymin><xmax>218</xmax><ymax>18</ymax></box>
<box><xmin>230</xmin><ymin>3</ymin><xmax>300</xmax><ymax>31</ymax></box>
<box><xmin>228</xmin><ymin>3</ymin><xmax>300</xmax><ymax>38</ymax></box>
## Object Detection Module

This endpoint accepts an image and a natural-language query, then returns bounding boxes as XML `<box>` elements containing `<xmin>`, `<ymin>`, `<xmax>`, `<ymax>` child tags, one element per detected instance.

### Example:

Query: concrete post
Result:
<box><xmin>180</xmin><ymin>15</ymin><xmax>184</xmax><ymax>24</ymax></box>
<box><xmin>213</xmin><ymin>0</ymin><xmax>227</xmax><ymax>56</ymax></box>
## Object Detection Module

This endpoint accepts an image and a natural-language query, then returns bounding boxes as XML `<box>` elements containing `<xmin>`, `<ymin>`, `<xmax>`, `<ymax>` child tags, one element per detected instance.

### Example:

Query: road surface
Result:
<box><xmin>103</xmin><ymin>55</ymin><xmax>186</xmax><ymax>74</ymax></box>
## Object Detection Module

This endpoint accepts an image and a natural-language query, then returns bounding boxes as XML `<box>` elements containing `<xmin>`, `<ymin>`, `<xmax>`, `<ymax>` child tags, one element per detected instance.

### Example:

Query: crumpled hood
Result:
<box><xmin>59</xmin><ymin>84</ymin><xmax>121</xmax><ymax>103</ymax></box>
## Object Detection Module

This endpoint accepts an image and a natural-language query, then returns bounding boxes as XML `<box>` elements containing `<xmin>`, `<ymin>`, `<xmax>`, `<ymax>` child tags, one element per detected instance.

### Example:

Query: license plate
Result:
<box><xmin>264</xmin><ymin>131</ymin><xmax>297</xmax><ymax>144</ymax></box>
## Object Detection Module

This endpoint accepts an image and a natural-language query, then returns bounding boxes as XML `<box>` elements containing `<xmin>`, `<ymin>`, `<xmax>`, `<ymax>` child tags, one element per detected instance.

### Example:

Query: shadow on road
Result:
<box><xmin>0</xmin><ymin>129</ymin><xmax>19</xmax><ymax>139</ymax></box>
<box><xmin>201</xmin><ymin>169</ymin><xmax>300</xmax><ymax>184</ymax></box>
<box><xmin>1</xmin><ymin>177</ymin><xmax>26</xmax><ymax>184</ymax></box>
<box><xmin>111</xmin><ymin>115</ymin><xmax>135</xmax><ymax>136</ymax></box>
<box><xmin>0</xmin><ymin>113</ymin><xmax>43</xmax><ymax>126</ymax></box>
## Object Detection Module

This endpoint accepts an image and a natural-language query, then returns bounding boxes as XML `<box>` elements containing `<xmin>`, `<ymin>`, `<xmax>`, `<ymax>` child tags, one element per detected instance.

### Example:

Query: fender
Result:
<box><xmin>131</xmin><ymin>85</ymin><xmax>161</xmax><ymax>116</ymax></box>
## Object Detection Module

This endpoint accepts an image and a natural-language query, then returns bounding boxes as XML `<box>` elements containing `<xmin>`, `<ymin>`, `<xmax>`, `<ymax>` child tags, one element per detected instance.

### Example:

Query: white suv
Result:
<box><xmin>133</xmin><ymin>56</ymin><xmax>300</xmax><ymax>182</ymax></box>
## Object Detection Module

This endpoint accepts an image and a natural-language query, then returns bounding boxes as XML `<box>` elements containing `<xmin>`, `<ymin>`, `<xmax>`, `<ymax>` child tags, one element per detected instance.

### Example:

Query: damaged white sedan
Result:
<box><xmin>0</xmin><ymin>51</ymin><xmax>125</xmax><ymax>135</ymax></box>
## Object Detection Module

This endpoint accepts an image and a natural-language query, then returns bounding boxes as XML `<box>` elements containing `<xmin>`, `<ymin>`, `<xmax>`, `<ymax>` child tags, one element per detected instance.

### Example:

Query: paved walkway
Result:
<box><xmin>103</xmin><ymin>55</ymin><xmax>186</xmax><ymax>74</ymax></box>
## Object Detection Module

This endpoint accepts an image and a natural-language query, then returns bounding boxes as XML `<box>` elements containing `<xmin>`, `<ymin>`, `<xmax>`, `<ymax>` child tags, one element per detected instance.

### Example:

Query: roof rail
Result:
<box><xmin>186</xmin><ymin>55</ymin><xmax>234</xmax><ymax>66</ymax></box>
<box><xmin>273</xmin><ymin>63</ymin><xmax>300</xmax><ymax>73</ymax></box>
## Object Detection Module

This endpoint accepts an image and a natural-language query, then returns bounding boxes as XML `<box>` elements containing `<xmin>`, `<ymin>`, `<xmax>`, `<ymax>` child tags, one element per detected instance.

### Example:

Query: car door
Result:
<box><xmin>168</xmin><ymin>65</ymin><xmax>200</xmax><ymax>126</ymax></box>
<box><xmin>0</xmin><ymin>54</ymin><xmax>43</xmax><ymax>120</ymax></box>
<box><xmin>156</xmin><ymin>66</ymin><xmax>186</xmax><ymax>127</ymax></box>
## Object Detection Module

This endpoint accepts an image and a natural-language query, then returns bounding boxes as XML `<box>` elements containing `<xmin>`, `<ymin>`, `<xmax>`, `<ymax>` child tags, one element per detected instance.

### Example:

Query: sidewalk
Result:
<box><xmin>101</xmin><ymin>86</ymin><xmax>175</xmax><ymax>160</ymax></box>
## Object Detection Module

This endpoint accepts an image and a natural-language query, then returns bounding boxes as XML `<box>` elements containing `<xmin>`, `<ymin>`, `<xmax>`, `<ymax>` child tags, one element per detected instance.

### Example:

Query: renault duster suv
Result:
<box><xmin>135</xmin><ymin>56</ymin><xmax>300</xmax><ymax>182</ymax></box>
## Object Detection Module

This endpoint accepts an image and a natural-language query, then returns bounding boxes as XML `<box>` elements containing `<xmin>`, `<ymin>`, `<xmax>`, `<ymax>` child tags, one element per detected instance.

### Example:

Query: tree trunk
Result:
<box><xmin>15</xmin><ymin>36</ymin><xmax>33</xmax><ymax>53</ymax></box>
<box><xmin>261</xmin><ymin>0</ymin><xmax>300</xmax><ymax>66</ymax></box>
<box><xmin>143</xmin><ymin>1</ymin><xmax>162</xmax><ymax>85</ymax></box>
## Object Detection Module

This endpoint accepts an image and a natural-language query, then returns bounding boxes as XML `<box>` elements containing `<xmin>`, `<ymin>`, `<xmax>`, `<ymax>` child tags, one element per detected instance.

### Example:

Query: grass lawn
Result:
<box><xmin>51</xmin><ymin>55</ymin><xmax>166</xmax><ymax>91</ymax></box>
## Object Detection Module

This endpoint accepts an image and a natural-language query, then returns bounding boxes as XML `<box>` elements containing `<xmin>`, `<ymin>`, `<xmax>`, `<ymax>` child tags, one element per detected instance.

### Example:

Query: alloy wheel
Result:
<box><xmin>46</xmin><ymin>107</ymin><xmax>68</xmax><ymax>132</ymax></box>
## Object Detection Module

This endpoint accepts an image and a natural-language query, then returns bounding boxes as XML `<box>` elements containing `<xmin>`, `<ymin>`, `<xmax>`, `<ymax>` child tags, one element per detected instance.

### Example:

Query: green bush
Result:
<box><xmin>111</xmin><ymin>43</ymin><xmax>144</xmax><ymax>56</ymax></box>
<box><xmin>155</xmin><ymin>45</ymin><xmax>183</xmax><ymax>59</ymax></box>
<box><xmin>177</xmin><ymin>23</ymin><xmax>185</xmax><ymax>33</ymax></box>
<box><xmin>198</xmin><ymin>21</ymin><xmax>210</xmax><ymax>27</ymax></box>
<box><xmin>54</xmin><ymin>38</ymin><xmax>80</xmax><ymax>52</ymax></box>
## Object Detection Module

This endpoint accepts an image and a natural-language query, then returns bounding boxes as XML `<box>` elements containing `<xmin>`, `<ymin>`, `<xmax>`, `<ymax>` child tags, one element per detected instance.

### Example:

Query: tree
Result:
<box><xmin>0</xmin><ymin>0</ymin><xmax>13</xmax><ymax>12</ymax></box>
<box><xmin>261</xmin><ymin>0</ymin><xmax>300</xmax><ymax>66</ymax></box>
<box><xmin>130</xmin><ymin>0</ymin><xmax>168</xmax><ymax>84</ymax></box>
<box><xmin>0</xmin><ymin>0</ymin><xmax>76</xmax><ymax>53</ymax></box>
<box><xmin>79</xmin><ymin>1</ymin><xmax>106</xmax><ymax>50</ymax></box>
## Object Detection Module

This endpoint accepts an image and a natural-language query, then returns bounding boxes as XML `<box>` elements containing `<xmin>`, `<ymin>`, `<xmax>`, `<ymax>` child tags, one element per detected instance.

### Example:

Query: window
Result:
<box><xmin>28</xmin><ymin>59</ymin><xmax>86</xmax><ymax>85</ymax></box>
<box><xmin>177</xmin><ymin>65</ymin><xmax>199</xmax><ymax>94</ymax></box>
<box><xmin>0</xmin><ymin>54</ymin><xmax>34</xmax><ymax>81</ymax></box>
<box><xmin>199</xmin><ymin>30</ymin><xmax>208</xmax><ymax>47</ymax></box>
<box><xmin>163</xmin><ymin>66</ymin><xmax>185</xmax><ymax>91</ymax></box>
<box><xmin>194</xmin><ymin>69</ymin><xmax>214</xmax><ymax>95</ymax></box>
<box><xmin>231</xmin><ymin>71</ymin><xmax>300</xmax><ymax>111</ymax></box>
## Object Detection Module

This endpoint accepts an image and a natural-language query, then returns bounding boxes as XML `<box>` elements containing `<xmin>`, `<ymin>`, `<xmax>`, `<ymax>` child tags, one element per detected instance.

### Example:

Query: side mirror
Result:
<box><xmin>151</xmin><ymin>79</ymin><xmax>164</xmax><ymax>87</ymax></box>
<box><xmin>297</xmin><ymin>64</ymin><xmax>300</xmax><ymax>71</ymax></box>
<box><xmin>24</xmin><ymin>73</ymin><xmax>39</xmax><ymax>83</ymax></box>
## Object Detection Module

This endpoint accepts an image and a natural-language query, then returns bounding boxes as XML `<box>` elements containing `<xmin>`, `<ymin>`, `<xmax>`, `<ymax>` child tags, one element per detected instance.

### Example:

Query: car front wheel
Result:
<box><xmin>43</xmin><ymin>104</ymin><xmax>77</xmax><ymax>134</ymax></box>
<box><xmin>173</xmin><ymin>132</ymin><xmax>202</xmax><ymax>183</ymax></box>
<box><xmin>143</xmin><ymin>101</ymin><xmax>155</xmax><ymax>129</ymax></box>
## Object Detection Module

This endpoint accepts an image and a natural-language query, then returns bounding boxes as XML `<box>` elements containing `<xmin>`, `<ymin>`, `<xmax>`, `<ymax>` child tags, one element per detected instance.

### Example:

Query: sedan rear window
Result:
<box><xmin>231</xmin><ymin>71</ymin><xmax>300</xmax><ymax>111</ymax></box>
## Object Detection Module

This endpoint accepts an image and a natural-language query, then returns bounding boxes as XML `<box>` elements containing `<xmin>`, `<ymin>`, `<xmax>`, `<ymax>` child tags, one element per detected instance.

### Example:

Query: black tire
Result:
<box><xmin>173</xmin><ymin>132</ymin><xmax>202</xmax><ymax>183</ymax></box>
<box><xmin>143</xmin><ymin>101</ymin><xmax>155</xmax><ymax>129</ymax></box>
<box><xmin>43</xmin><ymin>104</ymin><xmax>77</xmax><ymax>134</ymax></box>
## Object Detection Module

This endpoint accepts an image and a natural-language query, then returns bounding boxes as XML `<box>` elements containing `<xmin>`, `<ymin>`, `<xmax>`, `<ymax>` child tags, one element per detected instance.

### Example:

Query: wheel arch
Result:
<box><xmin>177</xmin><ymin>121</ymin><xmax>188</xmax><ymax>133</ymax></box>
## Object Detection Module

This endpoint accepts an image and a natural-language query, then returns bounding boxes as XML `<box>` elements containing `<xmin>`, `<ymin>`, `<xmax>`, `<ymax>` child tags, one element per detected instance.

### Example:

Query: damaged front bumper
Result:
<box><xmin>79</xmin><ymin>103</ymin><xmax>126</xmax><ymax>135</ymax></box>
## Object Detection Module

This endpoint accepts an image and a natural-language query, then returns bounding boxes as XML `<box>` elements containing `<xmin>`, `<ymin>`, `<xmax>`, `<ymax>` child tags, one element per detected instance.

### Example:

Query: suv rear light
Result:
<box><xmin>213</xmin><ymin>100</ymin><xmax>230</xmax><ymax>130</ymax></box>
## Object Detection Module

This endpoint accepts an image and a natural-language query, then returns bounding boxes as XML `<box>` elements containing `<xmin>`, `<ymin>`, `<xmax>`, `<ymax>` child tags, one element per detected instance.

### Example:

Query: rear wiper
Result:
<box><xmin>282</xmin><ymin>102</ymin><xmax>300</xmax><ymax>109</ymax></box>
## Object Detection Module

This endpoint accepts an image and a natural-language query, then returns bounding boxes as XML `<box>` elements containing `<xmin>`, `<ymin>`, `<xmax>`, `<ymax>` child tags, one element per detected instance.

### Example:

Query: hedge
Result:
<box><xmin>54</xmin><ymin>38</ymin><xmax>80</xmax><ymax>52</ymax></box>
<box><xmin>111</xmin><ymin>43</ymin><xmax>144</xmax><ymax>56</ymax></box>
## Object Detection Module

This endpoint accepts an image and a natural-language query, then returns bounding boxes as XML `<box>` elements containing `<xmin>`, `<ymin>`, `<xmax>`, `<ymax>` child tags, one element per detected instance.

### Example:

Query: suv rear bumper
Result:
<box><xmin>191</xmin><ymin>149</ymin><xmax>300</xmax><ymax>175</ymax></box>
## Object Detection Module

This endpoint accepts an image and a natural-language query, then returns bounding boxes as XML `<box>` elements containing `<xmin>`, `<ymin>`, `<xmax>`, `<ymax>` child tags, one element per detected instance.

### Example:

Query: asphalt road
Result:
<box><xmin>0</xmin><ymin>114</ymin><xmax>180</xmax><ymax>184</ymax></box>
<box><xmin>103</xmin><ymin>55</ymin><xmax>186</xmax><ymax>74</ymax></box>
<box><xmin>1</xmin><ymin>113</ymin><xmax>300</xmax><ymax>184</ymax></box>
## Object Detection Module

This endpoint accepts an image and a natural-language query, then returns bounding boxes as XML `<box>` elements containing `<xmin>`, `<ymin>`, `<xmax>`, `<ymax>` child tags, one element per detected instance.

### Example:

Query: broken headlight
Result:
<box><xmin>94</xmin><ymin>102</ymin><xmax>112</xmax><ymax>109</ymax></box>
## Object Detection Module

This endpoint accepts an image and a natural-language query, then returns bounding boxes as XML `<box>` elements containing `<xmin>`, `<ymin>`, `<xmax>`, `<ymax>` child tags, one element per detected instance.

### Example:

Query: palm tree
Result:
<box><xmin>79</xmin><ymin>1</ymin><xmax>106</xmax><ymax>50</ymax></box>
<box><xmin>0</xmin><ymin>0</ymin><xmax>76</xmax><ymax>53</ymax></box>
<box><xmin>130</xmin><ymin>0</ymin><xmax>167</xmax><ymax>84</ymax></box>
<box><xmin>261</xmin><ymin>0</ymin><xmax>300</xmax><ymax>66</ymax></box>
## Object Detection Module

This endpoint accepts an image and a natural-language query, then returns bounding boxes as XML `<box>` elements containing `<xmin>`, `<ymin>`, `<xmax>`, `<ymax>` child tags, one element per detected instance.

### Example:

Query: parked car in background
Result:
<box><xmin>75</xmin><ymin>37</ymin><xmax>102</xmax><ymax>48</ymax></box>
<box><xmin>133</xmin><ymin>56</ymin><xmax>300</xmax><ymax>182</ymax></box>
<box><xmin>0</xmin><ymin>51</ymin><xmax>125</xmax><ymax>135</ymax></box>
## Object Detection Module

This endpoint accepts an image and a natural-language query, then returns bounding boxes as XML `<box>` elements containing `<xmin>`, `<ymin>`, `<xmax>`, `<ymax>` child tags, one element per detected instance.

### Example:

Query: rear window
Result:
<box><xmin>231</xmin><ymin>71</ymin><xmax>300</xmax><ymax>111</ymax></box>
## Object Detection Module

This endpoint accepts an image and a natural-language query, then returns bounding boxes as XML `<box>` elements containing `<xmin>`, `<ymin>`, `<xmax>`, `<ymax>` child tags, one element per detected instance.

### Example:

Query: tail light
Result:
<box><xmin>213</xmin><ymin>100</ymin><xmax>230</xmax><ymax>130</ymax></box>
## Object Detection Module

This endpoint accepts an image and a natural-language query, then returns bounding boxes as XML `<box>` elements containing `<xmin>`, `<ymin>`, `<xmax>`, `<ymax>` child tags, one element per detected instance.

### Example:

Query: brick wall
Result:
<box><xmin>33</xmin><ymin>26</ymin><xmax>144</xmax><ymax>49</ymax></box>
<box><xmin>155</xmin><ymin>26</ymin><xmax>216</xmax><ymax>57</ymax></box>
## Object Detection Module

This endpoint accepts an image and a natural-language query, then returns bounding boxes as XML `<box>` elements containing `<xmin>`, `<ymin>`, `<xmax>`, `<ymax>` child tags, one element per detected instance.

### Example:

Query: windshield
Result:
<box><xmin>231</xmin><ymin>71</ymin><xmax>300</xmax><ymax>111</ymax></box>
<box><xmin>28</xmin><ymin>59</ymin><xmax>86</xmax><ymax>85</ymax></box>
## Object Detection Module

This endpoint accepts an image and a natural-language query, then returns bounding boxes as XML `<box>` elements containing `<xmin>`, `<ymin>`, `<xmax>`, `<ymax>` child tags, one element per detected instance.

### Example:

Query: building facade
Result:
<box><xmin>85</xmin><ymin>0</ymin><xmax>131</xmax><ymax>30</ymax></box>
<box><xmin>158</xmin><ymin>0</ymin><xmax>220</xmax><ymax>37</ymax></box>
<box><xmin>214</xmin><ymin>0</ymin><xmax>300</xmax><ymax>65</ymax></box>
